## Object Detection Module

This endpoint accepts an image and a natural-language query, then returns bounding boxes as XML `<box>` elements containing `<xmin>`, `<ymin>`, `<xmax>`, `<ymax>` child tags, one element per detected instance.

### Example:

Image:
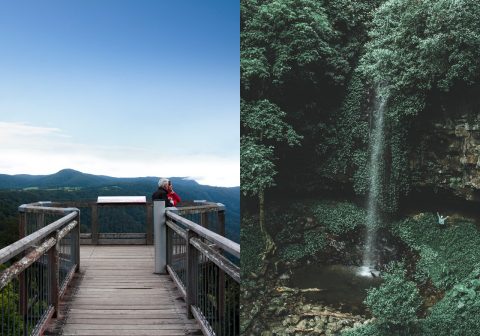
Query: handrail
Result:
<box><xmin>19</xmin><ymin>203</ymin><xmax>78</xmax><ymax>214</ymax></box>
<box><xmin>190</xmin><ymin>237</ymin><xmax>240</xmax><ymax>283</ymax></box>
<box><xmin>164</xmin><ymin>204</ymin><xmax>240</xmax><ymax>336</ymax></box>
<box><xmin>0</xmin><ymin>211</ymin><xmax>78</xmax><ymax>265</ymax></box>
<box><xmin>166</xmin><ymin>211</ymin><xmax>240</xmax><ymax>258</ymax></box>
<box><xmin>166</xmin><ymin>219</ymin><xmax>187</xmax><ymax>240</ymax></box>
<box><xmin>0</xmin><ymin>237</ymin><xmax>57</xmax><ymax>291</ymax></box>
<box><xmin>1</xmin><ymin>199</ymin><xmax>237</xmax><ymax>336</ymax></box>
<box><xmin>0</xmin><ymin>202</ymin><xmax>80</xmax><ymax>336</ymax></box>
<box><xmin>176</xmin><ymin>203</ymin><xmax>225</xmax><ymax>215</ymax></box>
<box><xmin>25</xmin><ymin>200</ymin><xmax>227</xmax><ymax>246</ymax></box>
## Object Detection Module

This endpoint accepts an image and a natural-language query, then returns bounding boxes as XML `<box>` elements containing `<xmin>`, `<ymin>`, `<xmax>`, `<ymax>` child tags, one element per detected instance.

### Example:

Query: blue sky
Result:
<box><xmin>0</xmin><ymin>1</ymin><xmax>239</xmax><ymax>186</ymax></box>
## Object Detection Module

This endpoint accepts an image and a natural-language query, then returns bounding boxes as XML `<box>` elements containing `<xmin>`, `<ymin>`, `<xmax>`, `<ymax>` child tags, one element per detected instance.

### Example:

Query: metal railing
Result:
<box><xmin>1</xmin><ymin>200</ymin><xmax>238</xmax><ymax>336</ymax></box>
<box><xmin>51</xmin><ymin>201</ymin><xmax>153</xmax><ymax>245</ymax></box>
<box><xmin>165</xmin><ymin>204</ymin><xmax>240</xmax><ymax>336</ymax></box>
<box><xmin>0</xmin><ymin>202</ymin><xmax>80</xmax><ymax>335</ymax></box>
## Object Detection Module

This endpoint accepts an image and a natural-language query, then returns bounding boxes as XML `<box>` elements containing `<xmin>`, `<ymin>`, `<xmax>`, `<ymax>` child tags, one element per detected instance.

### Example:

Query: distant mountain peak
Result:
<box><xmin>0</xmin><ymin>169</ymin><xmax>239</xmax><ymax>190</ymax></box>
<box><xmin>55</xmin><ymin>168</ymin><xmax>83</xmax><ymax>175</ymax></box>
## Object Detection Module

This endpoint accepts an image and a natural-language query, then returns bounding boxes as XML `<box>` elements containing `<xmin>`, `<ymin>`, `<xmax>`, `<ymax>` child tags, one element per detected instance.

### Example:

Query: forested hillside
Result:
<box><xmin>0</xmin><ymin>169</ymin><xmax>240</xmax><ymax>247</ymax></box>
<box><xmin>241</xmin><ymin>0</ymin><xmax>480</xmax><ymax>335</ymax></box>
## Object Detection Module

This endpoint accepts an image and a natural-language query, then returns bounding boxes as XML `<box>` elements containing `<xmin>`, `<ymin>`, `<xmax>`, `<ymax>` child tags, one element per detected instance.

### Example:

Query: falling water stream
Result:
<box><xmin>359</xmin><ymin>88</ymin><xmax>388</xmax><ymax>277</ymax></box>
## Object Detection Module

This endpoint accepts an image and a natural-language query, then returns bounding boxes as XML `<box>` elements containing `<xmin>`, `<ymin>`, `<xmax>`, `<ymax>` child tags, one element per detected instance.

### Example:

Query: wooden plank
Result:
<box><xmin>69</xmin><ymin>308</ymin><xmax>180</xmax><ymax>313</ymax></box>
<box><xmin>64</xmin><ymin>318</ymin><xmax>196</xmax><ymax>325</ymax></box>
<box><xmin>80</xmin><ymin>238</ymin><xmax>93</xmax><ymax>245</ymax></box>
<box><xmin>62</xmin><ymin>330</ymin><xmax>190</xmax><ymax>335</ymax></box>
<box><xmin>52</xmin><ymin>245</ymin><xmax>200</xmax><ymax>335</ymax></box>
<box><xmin>62</xmin><ymin>323</ymin><xmax>198</xmax><ymax>330</ymax></box>
<box><xmin>68</xmin><ymin>305</ymin><xmax>179</xmax><ymax>310</ymax></box>
<box><xmin>66</xmin><ymin>313</ymin><xmax>180</xmax><ymax>319</ymax></box>
<box><xmin>96</xmin><ymin>233</ymin><xmax>147</xmax><ymax>239</ymax></box>
<box><xmin>97</xmin><ymin>238</ymin><xmax>147</xmax><ymax>245</ymax></box>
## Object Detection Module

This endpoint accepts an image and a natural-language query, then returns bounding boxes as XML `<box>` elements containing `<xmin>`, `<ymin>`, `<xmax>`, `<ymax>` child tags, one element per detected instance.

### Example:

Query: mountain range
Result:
<box><xmin>0</xmin><ymin>169</ymin><xmax>240</xmax><ymax>242</ymax></box>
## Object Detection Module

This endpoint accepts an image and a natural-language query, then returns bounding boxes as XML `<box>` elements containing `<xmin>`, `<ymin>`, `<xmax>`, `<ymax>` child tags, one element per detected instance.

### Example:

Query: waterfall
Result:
<box><xmin>359</xmin><ymin>87</ymin><xmax>388</xmax><ymax>277</ymax></box>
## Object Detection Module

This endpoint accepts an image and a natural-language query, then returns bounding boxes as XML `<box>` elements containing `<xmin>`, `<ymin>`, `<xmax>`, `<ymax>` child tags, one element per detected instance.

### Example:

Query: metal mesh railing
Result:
<box><xmin>23</xmin><ymin>206</ymin><xmax>64</xmax><ymax>237</ymax></box>
<box><xmin>177</xmin><ymin>204</ymin><xmax>225</xmax><ymax>237</ymax></box>
<box><xmin>166</xmin><ymin>224</ymin><xmax>187</xmax><ymax>293</ymax></box>
<box><xmin>58</xmin><ymin>232</ymin><xmax>75</xmax><ymax>296</ymax></box>
<box><xmin>1</xmin><ymin>278</ymin><xmax>23</xmax><ymax>335</ymax></box>
<box><xmin>1</xmin><ymin>240</ymin><xmax>57</xmax><ymax>336</ymax></box>
<box><xmin>97</xmin><ymin>206</ymin><xmax>147</xmax><ymax>234</ymax></box>
<box><xmin>193</xmin><ymin>247</ymin><xmax>240</xmax><ymax>336</ymax></box>
<box><xmin>0</xmin><ymin>203</ymin><xmax>80</xmax><ymax>336</ymax></box>
<box><xmin>165</xmin><ymin>205</ymin><xmax>240</xmax><ymax>336</ymax></box>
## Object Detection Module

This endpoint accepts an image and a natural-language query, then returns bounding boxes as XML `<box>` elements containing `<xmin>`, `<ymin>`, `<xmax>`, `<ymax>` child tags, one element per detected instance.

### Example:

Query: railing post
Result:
<box><xmin>200</xmin><ymin>212</ymin><xmax>208</xmax><ymax>229</ymax></box>
<box><xmin>49</xmin><ymin>237</ymin><xmax>59</xmax><ymax>318</ymax></box>
<box><xmin>18</xmin><ymin>211</ymin><xmax>26</xmax><ymax>239</ymax></box>
<box><xmin>217</xmin><ymin>207</ymin><xmax>226</xmax><ymax>324</ymax></box>
<box><xmin>186</xmin><ymin>229</ymin><xmax>198</xmax><ymax>319</ymax></box>
<box><xmin>146</xmin><ymin>203</ymin><xmax>153</xmax><ymax>245</ymax></box>
<box><xmin>36</xmin><ymin>212</ymin><xmax>45</xmax><ymax>231</ymax></box>
<box><xmin>91</xmin><ymin>204</ymin><xmax>98</xmax><ymax>245</ymax></box>
<box><xmin>153</xmin><ymin>201</ymin><xmax>166</xmax><ymax>274</ymax></box>
<box><xmin>72</xmin><ymin>210</ymin><xmax>81</xmax><ymax>272</ymax></box>
<box><xmin>217</xmin><ymin>204</ymin><xmax>226</xmax><ymax>237</ymax></box>
<box><xmin>18</xmin><ymin>211</ymin><xmax>28</xmax><ymax>318</ymax></box>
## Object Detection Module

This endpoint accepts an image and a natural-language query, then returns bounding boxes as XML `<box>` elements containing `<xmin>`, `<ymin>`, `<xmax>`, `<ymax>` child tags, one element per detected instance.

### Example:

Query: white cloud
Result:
<box><xmin>0</xmin><ymin>122</ymin><xmax>239</xmax><ymax>187</ymax></box>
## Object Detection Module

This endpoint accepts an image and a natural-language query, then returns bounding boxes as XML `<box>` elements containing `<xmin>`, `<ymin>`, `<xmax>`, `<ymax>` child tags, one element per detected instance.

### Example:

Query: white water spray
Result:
<box><xmin>359</xmin><ymin>88</ymin><xmax>388</xmax><ymax>277</ymax></box>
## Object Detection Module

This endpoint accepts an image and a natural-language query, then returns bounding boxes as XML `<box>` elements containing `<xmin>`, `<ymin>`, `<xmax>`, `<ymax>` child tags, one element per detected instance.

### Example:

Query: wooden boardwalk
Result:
<box><xmin>57</xmin><ymin>245</ymin><xmax>200</xmax><ymax>336</ymax></box>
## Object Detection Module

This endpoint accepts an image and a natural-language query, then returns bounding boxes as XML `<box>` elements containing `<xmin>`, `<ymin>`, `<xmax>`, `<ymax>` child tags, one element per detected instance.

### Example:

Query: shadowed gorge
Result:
<box><xmin>241</xmin><ymin>0</ymin><xmax>480</xmax><ymax>335</ymax></box>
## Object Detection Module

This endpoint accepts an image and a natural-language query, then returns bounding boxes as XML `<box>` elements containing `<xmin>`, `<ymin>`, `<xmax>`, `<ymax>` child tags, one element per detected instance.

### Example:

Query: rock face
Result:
<box><xmin>268</xmin><ymin>302</ymin><xmax>368</xmax><ymax>336</ymax></box>
<box><xmin>410</xmin><ymin>111</ymin><xmax>480</xmax><ymax>202</ymax></box>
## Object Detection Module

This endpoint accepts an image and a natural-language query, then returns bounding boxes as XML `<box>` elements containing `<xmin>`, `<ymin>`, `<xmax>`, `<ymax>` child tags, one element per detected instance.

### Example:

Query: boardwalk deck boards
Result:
<box><xmin>60</xmin><ymin>245</ymin><xmax>200</xmax><ymax>336</ymax></box>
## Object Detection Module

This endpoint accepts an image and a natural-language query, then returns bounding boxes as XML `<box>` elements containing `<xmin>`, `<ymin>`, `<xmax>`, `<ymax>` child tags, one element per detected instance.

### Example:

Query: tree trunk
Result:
<box><xmin>259</xmin><ymin>189</ymin><xmax>265</xmax><ymax>231</ymax></box>
<box><xmin>259</xmin><ymin>190</ymin><xmax>275</xmax><ymax>256</ymax></box>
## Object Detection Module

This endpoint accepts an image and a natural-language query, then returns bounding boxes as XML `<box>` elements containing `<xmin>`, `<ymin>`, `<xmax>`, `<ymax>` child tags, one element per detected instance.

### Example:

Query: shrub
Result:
<box><xmin>422</xmin><ymin>268</ymin><xmax>480</xmax><ymax>336</ymax></box>
<box><xmin>241</xmin><ymin>215</ymin><xmax>266</xmax><ymax>276</ymax></box>
<box><xmin>342</xmin><ymin>323</ymin><xmax>383</xmax><ymax>336</ymax></box>
<box><xmin>392</xmin><ymin>213</ymin><xmax>480</xmax><ymax>289</ymax></box>
<box><xmin>364</xmin><ymin>262</ymin><xmax>422</xmax><ymax>330</ymax></box>
<box><xmin>313</xmin><ymin>201</ymin><xmax>366</xmax><ymax>234</ymax></box>
<box><xmin>280</xmin><ymin>230</ymin><xmax>327</xmax><ymax>262</ymax></box>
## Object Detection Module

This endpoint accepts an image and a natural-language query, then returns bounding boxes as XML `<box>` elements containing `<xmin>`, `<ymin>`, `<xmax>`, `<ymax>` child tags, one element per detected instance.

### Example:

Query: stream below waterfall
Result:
<box><xmin>286</xmin><ymin>227</ymin><xmax>411</xmax><ymax>315</ymax></box>
<box><xmin>289</xmin><ymin>264</ymin><xmax>382</xmax><ymax>315</ymax></box>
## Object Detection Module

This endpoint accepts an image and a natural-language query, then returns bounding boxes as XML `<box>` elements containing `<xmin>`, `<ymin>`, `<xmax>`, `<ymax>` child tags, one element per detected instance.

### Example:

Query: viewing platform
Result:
<box><xmin>58</xmin><ymin>245</ymin><xmax>198</xmax><ymax>335</ymax></box>
<box><xmin>0</xmin><ymin>198</ymin><xmax>240</xmax><ymax>336</ymax></box>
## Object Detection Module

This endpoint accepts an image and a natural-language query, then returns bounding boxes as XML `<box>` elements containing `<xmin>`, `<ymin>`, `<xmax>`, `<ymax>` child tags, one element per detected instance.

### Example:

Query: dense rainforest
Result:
<box><xmin>241</xmin><ymin>0</ymin><xmax>480</xmax><ymax>335</ymax></box>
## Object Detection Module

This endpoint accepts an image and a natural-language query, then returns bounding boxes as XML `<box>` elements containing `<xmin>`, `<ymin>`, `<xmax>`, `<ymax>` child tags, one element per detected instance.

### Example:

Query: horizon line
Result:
<box><xmin>0</xmin><ymin>168</ymin><xmax>240</xmax><ymax>188</ymax></box>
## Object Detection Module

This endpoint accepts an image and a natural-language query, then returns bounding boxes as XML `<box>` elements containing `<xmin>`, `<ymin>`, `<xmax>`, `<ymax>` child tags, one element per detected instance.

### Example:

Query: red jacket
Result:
<box><xmin>168</xmin><ymin>191</ymin><xmax>181</xmax><ymax>206</ymax></box>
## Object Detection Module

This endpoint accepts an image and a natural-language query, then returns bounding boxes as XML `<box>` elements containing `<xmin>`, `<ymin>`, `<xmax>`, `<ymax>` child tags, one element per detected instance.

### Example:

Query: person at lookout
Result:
<box><xmin>152</xmin><ymin>178</ymin><xmax>174</xmax><ymax>207</ymax></box>
<box><xmin>437</xmin><ymin>212</ymin><xmax>449</xmax><ymax>226</ymax></box>
<box><xmin>167</xmin><ymin>180</ymin><xmax>181</xmax><ymax>206</ymax></box>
